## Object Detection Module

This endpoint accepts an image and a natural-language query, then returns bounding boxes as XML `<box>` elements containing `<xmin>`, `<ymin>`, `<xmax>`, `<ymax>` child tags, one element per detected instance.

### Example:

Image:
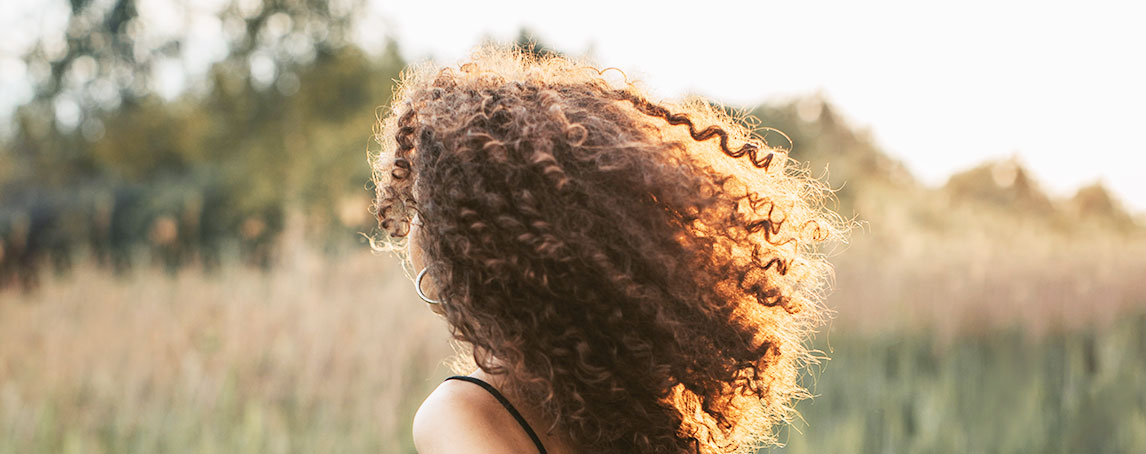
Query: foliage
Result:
<box><xmin>2</xmin><ymin>1</ymin><xmax>1142</xmax><ymax>288</ymax></box>
<box><xmin>1</xmin><ymin>0</ymin><xmax>404</xmax><ymax>286</ymax></box>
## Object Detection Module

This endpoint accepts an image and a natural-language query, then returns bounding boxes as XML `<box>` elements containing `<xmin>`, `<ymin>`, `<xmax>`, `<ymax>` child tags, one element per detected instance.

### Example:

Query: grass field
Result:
<box><xmin>770</xmin><ymin>315</ymin><xmax>1146</xmax><ymax>453</ymax></box>
<box><xmin>2</xmin><ymin>237</ymin><xmax>1145</xmax><ymax>453</ymax></box>
<box><xmin>0</xmin><ymin>247</ymin><xmax>454</xmax><ymax>453</ymax></box>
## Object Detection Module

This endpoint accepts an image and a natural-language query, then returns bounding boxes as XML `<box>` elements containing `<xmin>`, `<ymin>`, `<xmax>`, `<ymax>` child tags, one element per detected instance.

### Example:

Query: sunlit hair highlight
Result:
<box><xmin>369</xmin><ymin>44</ymin><xmax>846</xmax><ymax>453</ymax></box>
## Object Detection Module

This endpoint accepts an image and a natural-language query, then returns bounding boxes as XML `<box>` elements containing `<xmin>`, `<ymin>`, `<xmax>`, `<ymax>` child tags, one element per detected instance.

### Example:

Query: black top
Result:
<box><xmin>444</xmin><ymin>375</ymin><xmax>548</xmax><ymax>454</ymax></box>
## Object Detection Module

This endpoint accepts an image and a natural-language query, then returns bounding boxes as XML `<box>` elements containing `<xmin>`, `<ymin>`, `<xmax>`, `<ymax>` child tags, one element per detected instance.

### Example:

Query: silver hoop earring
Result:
<box><xmin>415</xmin><ymin>267</ymin><xmax>442</xmax><ymax>305</ymax></box>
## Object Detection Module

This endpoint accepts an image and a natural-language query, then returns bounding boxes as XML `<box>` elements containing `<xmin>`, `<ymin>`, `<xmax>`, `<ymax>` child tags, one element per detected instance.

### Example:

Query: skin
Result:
<box><xmin>408</xmin><ymin>216</ymin><xmax>577</xmax><ymax>454</ymax></box>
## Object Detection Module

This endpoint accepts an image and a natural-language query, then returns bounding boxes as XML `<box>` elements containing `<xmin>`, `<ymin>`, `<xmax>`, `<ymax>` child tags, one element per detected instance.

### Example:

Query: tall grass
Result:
<box><xmin>0</xmin><ymin>245</ymin><xmax>453</xmax><ymax>453</ymax></box>
<box><xmin>2</xmin><ymin>231</ymin><xmax>1144</xmax><ymax>453</ymax></box>
<box><xmin>828</xmin><ymin>185</ymin><xmax>1146</xmax><ymax>338</ymax></box>
<box><xmin>769</xmin><ymin>313</ymin><xmax>1146</xmax><ymax>453</ymax></box>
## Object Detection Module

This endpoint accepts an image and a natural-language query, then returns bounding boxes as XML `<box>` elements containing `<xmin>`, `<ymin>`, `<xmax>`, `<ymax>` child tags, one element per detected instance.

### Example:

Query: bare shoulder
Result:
<box><xmin>412</xmin><ymin>378</ymin><xmax>535</xmax><ymax>454</ymax></box>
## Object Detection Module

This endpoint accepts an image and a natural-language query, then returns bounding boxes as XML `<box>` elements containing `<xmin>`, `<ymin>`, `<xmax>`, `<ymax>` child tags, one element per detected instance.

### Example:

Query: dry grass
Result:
<box><xmin>830</xmin><ymin>230</ymin><xmax>1146</xmax><ymax>338</ymax></box>
<box><xmin>0</xmin><ymin>244</ymin><xmax>453</xmax><ymax>453</ymax></box>
<box><xmin>2</xmin><ymin>206</ymin><xmax>1145</xmax><ymax>453</ymax></box>
<box><xmin>826</xmin><ymin>181</ymin><xmax>1146</xmax><ymax>338</ymax></box>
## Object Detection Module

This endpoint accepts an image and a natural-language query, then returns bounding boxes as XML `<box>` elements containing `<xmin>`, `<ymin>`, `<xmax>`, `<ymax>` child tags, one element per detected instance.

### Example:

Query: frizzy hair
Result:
<box><xmin>368</xmin><ymin>45</ymin><xmax>846</xmax><ymax>454</ymax></box>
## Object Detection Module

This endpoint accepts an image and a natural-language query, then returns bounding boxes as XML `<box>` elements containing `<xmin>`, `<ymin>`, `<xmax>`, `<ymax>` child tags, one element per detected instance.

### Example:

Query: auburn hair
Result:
<box><xmin>369</xmin><ymin>44</ymin><xmax>844</xmax><ymax>453</ymax></box>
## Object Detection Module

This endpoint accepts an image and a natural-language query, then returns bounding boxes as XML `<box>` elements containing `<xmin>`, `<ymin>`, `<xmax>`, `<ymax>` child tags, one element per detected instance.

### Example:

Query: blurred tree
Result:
<box><xmin>0</xmin><ymin>0</ymin><xmax>406</xmax><ymax>286</ymax></box>
<box><xmin>2</xmin><ymin>4</ymin><xmax>1140</xmax><ymax>289</ymax></box>
<box><xmin>512</xmin><ymin>28</ymin><xmax>560</xmax><ymax>59</ymax></box>
<box><xmin>745</xmin><ymin>95</ymin><xmax>917</xmax><ymax>218</ymax></box>
<box><xmin>942</xmin><ymin>158</ymin><xmax>1056</xmax><ymax>218</ymax></box>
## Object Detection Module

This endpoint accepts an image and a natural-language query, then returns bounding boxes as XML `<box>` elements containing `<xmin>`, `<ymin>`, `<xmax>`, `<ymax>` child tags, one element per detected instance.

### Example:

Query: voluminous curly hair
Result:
<box><xmin>369</xmin><ymin>45</ymin><xmax>845</xmax><ymax>454</ymax></box>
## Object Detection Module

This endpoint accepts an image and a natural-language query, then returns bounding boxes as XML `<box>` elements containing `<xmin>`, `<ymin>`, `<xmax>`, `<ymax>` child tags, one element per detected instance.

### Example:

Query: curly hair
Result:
<box><xmin>369</xmin><ymin>45</ymin><xmax>845</xmax><ymax>454</ymax></box>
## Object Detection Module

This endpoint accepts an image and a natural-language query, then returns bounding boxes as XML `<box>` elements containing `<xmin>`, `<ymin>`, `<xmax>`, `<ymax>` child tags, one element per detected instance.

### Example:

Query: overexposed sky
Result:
<box><xmin>3</xmin><ymin>0</ymin><xmax>1144</xmax><ymax>212</ymax></box>
<box><xmin>368</xmin><ymin>0</ymin><xmax>1146</xmax><ymax>213</ymax></box>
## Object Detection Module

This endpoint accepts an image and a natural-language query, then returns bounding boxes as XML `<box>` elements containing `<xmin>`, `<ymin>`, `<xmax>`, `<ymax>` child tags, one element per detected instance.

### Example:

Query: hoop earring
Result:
<box><xmin>415</xmin><ymin>267</ymin><xmax>442</xmax><ymax>305</ymax></box>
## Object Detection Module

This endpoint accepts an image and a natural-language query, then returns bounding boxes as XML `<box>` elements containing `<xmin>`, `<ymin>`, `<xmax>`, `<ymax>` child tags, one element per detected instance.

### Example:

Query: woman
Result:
<box><xmin>369</xmin><ymin>45</ymin><xmax>845</xmax><ymax>454</ymax></box>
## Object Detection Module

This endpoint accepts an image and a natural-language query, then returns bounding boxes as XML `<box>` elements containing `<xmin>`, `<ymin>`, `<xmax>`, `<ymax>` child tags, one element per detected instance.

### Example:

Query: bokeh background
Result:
<box><xmin>2</xmin><ymin>1</ymin><xmax>1145</xmax><ymax>453</ymax></box>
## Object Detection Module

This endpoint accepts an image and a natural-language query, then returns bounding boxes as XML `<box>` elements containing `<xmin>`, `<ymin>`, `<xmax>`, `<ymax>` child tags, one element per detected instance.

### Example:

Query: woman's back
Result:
<box><xmin>413</xmin><ymin>368</ymin><xmax>578</xmax><ymax>454</ymax></box>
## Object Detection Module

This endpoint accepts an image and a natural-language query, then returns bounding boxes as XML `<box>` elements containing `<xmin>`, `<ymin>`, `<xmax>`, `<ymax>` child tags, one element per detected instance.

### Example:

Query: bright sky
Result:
<box><xmin>366</xmin><ymin>0</ymin><xmax>1146</xmax><ymax>213</ymax></box>
<box><xmin>3</xmin><ymin>0</ymin><xmax>1144</xmax><ymax>212</ymax></box>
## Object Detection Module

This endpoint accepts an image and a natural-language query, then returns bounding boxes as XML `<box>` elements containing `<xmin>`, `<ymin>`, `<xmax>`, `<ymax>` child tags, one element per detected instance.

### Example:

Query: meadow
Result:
<box><xmin>3</xmin><ymin>225</ymin><xmax>1144</xmax><ymax>453</ymax></box>
<box><xmin>771</xmin><ymin>313</ymin><xmax>1146</xmax><ymax>453</ymax></box>
<box><xmin>0</xmin><ymin>243</ymin><xmax>452</xmax><ymax>453</ymax></box>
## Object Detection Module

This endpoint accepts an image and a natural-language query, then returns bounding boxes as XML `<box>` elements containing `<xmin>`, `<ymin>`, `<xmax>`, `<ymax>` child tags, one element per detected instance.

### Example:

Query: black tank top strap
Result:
<box><xmin>444</xmin><ymin>375</ymin><xmax>548</xmax><ymax>454</ymax></box>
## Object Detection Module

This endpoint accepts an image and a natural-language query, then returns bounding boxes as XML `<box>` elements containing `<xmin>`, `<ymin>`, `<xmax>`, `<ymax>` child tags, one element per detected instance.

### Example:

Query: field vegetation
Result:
<box><xmin>2</xmin><ymin>1</ymin><xmax>1145</xmax><ymax>452</ymax></box>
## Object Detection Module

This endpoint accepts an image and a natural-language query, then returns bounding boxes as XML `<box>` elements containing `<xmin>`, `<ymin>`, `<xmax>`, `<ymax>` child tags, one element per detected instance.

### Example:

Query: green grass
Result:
<box><xmin>768</xmin><ymin>312</ymin><xmax>1146</xmax><ymax>454</ymax></box>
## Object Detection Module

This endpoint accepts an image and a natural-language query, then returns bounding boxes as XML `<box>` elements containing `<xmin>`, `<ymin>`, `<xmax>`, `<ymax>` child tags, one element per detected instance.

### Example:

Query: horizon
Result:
<box><xmin>2</xmin><ymin>0</ymin><xmax>1143</xmax><ymax>213</ymax></box>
